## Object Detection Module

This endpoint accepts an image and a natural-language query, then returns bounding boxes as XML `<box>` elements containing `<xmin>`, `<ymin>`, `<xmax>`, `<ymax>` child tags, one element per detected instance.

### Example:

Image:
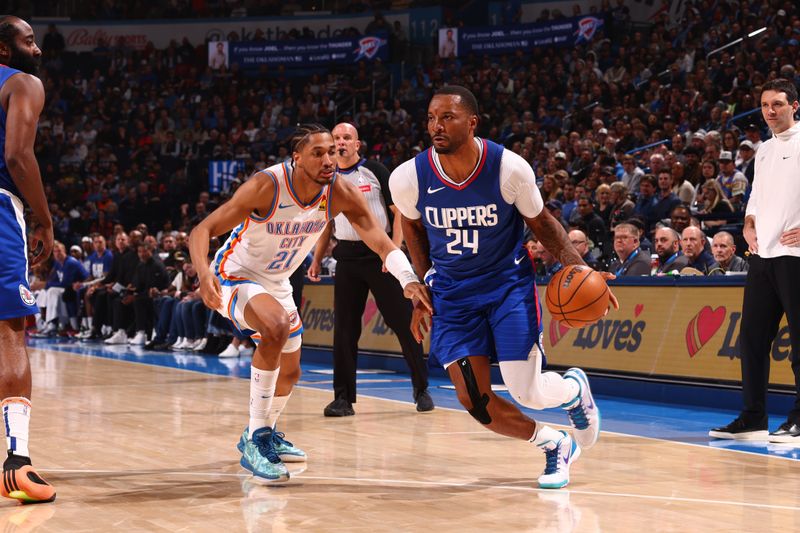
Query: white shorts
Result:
<box><xmin>218</xmin><ymin>279</ymin><xmax>303</xmax><ymax>352</ymax></box>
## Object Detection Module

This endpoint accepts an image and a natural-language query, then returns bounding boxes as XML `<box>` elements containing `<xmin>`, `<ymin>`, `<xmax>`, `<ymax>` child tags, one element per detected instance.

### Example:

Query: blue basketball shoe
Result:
<box><xmin>239</xmin><ymin>427</ymin><xmax>289</xmax><ymax>482</ymax></box>
<box><xmin>238</xmin><ymin>427</ymin><xmax>307</xmax><ymax>463</ymax></box>
<box><xmin>562</xmin><ymin>368</ymin><xmax>600</xmax><ymax>450</ymax></box>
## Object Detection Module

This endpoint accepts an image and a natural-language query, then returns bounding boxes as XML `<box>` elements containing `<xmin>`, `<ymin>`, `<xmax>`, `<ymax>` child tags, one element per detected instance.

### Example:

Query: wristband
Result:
<box><xmin>385</xmin><ymin>249</ymin><xmax>419</xmax><ymax>289</ymax></box>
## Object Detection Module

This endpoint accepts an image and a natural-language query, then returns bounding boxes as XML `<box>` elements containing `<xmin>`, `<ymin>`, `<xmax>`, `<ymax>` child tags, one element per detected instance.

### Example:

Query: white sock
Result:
<box><xmin>87</xmin><ymin>316</ymin><xmax>93</xmax><ymax>329</ymax></box>
<box><xmin>267</xmin><ymin>393</ymin><xmax>291</xmax><ymax>429</ymax></box>
<box><xmin>2</xmin><ymin>398</ymin><xmax>31</xmax><ymax>457</ymax></box>
<box><xmin>249</xmin><ymin>366</ymin><xmax>279</xmax><ymax>435</ymax></box>
<box><xmin>69</xmin><ymin>317</ymin><xmax>79</xmax><ymax>330</ymax></box>
<box><xmin>530</xmin><ymin>424</ymin><xmax>563</xmax><ymax>451</ymax></box>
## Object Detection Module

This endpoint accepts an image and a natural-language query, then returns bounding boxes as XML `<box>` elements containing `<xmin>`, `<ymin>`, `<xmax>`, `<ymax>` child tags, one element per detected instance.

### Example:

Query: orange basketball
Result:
<box><xmin>545</xmin><ymin>265</ymin><xmax>609</xmax><ymax>328</ymax></box>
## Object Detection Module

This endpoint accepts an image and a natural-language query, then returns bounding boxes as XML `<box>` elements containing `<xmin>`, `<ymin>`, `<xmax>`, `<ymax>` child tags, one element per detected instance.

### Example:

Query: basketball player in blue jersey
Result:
<box><xmin>189</xmin><ymin>124</ymin><xmax>431</xmax><ymax>482</ymax></box>
<box><xmin>0</xmin><ymin>17</ymin><xmax>57</xmax><ymax>504</ymax></box>
<box><xmin>390</xmin><ymin>86</ymin><xmax>618</xmax><ymax>489</ymax></box>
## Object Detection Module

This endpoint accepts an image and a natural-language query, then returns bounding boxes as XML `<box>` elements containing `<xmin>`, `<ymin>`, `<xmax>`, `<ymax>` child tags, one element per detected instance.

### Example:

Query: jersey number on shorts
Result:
<box><xmin>267</xmin><ymin>249</ymin><xmax>298</xmax><ymax>271</ymax></box>
<box><xmin>445</xmin><ymin>229</ymin><xmax>479</xmax><ymax>255</ymax></box>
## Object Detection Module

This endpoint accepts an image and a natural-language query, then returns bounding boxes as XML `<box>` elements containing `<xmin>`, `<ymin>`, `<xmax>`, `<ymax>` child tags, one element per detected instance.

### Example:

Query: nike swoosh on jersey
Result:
<box><xmin>427</xmin><ymin>186</ymin><xmax>446</xmax><ymax>194</ymax></box>
<box><xmin>279</xmin><ymin>203</ymin><xmax>294</xmax><ymax>209</ymax></box>
<box><xmin>514</xmin><ymin>256</ymin><xmax>524</xmax><ymax>265</ymax></box>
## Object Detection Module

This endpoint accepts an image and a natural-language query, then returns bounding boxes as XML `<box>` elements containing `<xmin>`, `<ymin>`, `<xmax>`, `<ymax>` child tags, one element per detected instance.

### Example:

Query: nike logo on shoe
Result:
<box><xmin>427</xmin><ymin>186</ymin><xmax>446</xmax><ymax>194</ymax></box>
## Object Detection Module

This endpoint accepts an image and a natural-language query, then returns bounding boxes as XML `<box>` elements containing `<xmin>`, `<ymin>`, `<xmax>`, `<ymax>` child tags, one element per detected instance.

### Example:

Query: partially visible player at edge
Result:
<box><xmin>389</xmin><ymin>85</ymin><xmax>618</xmax><ymax>489</ymax></box>
<box><xmin>0</xmin><ymin>16</ymin><xmax>57</xmax><ymax>504</ymax></box>
<box><xmin>189</xmin><ymin>124</ymin><xmax>431</xmax><ymax>482</ymax></box>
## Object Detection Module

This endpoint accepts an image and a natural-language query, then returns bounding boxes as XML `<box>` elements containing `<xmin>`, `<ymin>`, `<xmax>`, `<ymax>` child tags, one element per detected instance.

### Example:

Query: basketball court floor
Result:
<box><xmin>3</xmin><ymin>338</ymin><xmax>799</xmax><ymax>532</ymax></box>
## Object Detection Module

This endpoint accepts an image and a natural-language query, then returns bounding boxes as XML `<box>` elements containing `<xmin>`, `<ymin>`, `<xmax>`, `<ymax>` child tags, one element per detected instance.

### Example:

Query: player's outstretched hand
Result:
<box><xmin>198</xmin><ymin>274</ymin><xmax>223</xmax><ymax>311</ymax></box>
<box><xmin>410</xmin><ymin>297</ymin><xmax>432</xmax><ymax>343</ymax></box>
<box><xmin>404</xmin><ymin>282</ymin><xmax>433</xmax><ymax>314</ymax></box>
<box><xmin>29</xmin><ymin>225</ymin><xmax>54</xmax><ymax>267</ymax></box>
<box><xmin>597</xmin><ymin>271</ymin><xmax>620</xmax><ymax>312</ymax></box>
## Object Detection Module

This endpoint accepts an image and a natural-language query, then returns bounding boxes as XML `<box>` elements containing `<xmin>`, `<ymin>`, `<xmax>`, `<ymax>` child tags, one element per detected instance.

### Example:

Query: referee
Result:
<box><xmin>309</xmin><ymin>122</ymin><xmax>433</xmax><ymax>416</ymax></box>
<box><xmin>709</xmin><ymin>79</ymin><xmax>800</xmax><ymax>444</ymax></box>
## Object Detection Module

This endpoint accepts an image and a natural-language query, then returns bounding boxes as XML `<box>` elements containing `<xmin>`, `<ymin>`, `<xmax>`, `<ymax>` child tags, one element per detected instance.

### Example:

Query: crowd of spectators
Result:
<box><xmin>25</xmin><ymin>1</ymin><xmax>800</xmax><ymax>351</ymax></box>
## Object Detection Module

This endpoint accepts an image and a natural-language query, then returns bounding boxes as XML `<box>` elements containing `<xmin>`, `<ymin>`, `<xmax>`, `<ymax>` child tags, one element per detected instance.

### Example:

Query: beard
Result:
<box><xmin>8</xmin><ymin>42</ymin><xmax>40</xmax><ymax>76</ymax></box>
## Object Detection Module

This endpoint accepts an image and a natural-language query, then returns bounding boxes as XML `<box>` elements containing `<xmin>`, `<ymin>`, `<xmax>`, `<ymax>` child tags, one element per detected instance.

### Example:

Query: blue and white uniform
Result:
<box><xmin>389</xmin><ymin>138</ymin><xmax>544</xmax><ymax>366</ymax></box>
<box><xmin>0</xmin><ymin>65</ymin><xmax>37</xmax><ymax>320</ymax></box>
<box><xmin>213</xmin><ymin>161</ymin><xmax>333</xmax><ymax>349</ymax></box>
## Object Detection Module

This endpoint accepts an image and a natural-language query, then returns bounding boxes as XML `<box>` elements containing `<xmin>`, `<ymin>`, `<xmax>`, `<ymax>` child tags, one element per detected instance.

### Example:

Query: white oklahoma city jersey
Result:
<box><xmin>213</xmin><ymin>162</ymin><xmax>333</xmax><ymax>344</ymax></box>
<box><xmin>214</xmin><ymin>161</ymin><xmax>332</xmax><ymax>291</ymax></box>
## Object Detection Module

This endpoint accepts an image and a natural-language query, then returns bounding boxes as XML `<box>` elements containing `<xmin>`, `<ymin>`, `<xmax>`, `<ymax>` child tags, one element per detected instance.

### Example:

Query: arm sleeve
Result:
<box><xmin>499</xmin><ymin>149</ymin><xmax>544</xmax><ymax>218</ymax></box>
<box><xmin>388</xmin><ymin>159</ymin><xmax>421</xmax><ymax>220</ymax></box>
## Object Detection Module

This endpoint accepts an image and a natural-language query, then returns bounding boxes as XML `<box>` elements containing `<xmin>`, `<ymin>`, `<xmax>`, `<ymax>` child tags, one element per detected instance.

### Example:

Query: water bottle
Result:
<box><xmin>650</xmin><ymin>253</ymin><xmax>659</xmax><ymax>275</ymax></box>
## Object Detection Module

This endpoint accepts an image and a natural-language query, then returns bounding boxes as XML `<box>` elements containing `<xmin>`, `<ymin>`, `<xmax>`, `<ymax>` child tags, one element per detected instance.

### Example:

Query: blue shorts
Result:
<box><xmin>0</xmin><ymin>190</ymin><xmax>36</xmax><ymax>320</ymax></box>
<box><xmin>427</xmin><ymin>265</ymin><xmax>544</xmax><ymax>367</ymax></box>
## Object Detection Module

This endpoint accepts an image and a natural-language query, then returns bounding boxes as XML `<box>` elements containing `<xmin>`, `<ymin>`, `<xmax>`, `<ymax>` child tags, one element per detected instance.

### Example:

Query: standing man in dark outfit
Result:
<box><xmin>309</xmin><ymin>122</ymin><xmax>433</xmax><ymax>416</ymax></box>
<box><xmin>710</xmin><ymin>79</ymin><xmax>800</xmax><ymax>443</ymax></box>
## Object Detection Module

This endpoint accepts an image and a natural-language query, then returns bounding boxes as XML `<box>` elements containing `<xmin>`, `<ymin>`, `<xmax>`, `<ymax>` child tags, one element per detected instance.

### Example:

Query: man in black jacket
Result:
<box><xmin>86</xmin><ymin>231</ymin><xmax>138</xmax><ymax>340</ymax></box>
<box><xmin>308</xmin><ymin>122</ymin><xmax>433</xmax><ymax>416</ymax></box>
<box><xmin>124</xmin><ymin>242</ymin><xmax>170</xmax><ymax>345</ymax></box>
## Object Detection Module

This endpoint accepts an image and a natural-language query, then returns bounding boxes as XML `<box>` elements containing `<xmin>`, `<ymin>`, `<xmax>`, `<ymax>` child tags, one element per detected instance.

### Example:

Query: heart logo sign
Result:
<box><xmin>634</xmin><ymin>304</ymin><xmax>644</xmax><ymax>317</ymax></box>
<box><xmin>686</xmin><ymin>306</ymin><xmax>726</xmax><ymax>357</ymax></box>
<box><xmin>549</xmin><ymin>319</ymin><xmax>570</xmax><ymax>347</ymax></box>
<box><xmin>362</xmin><ymin>297</ymin><xmax>379</xmax><ymax>327</ymax></box>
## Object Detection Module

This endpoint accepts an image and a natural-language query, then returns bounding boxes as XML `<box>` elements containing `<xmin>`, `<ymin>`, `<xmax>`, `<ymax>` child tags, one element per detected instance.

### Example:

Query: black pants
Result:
<box><xmin>332</xmin><ymin>241</ymin><xmax>428</xmax><ymax>403</ymax></box>
<box><xmin>111</xmin><ymin>294</ymin><xmax>135</xmax><ymax>333</ymax></box>
<box><xmin>740</xmin><ymin>256</ymin><xmax>800</xmax><ymax>423</ymax></box>
<box><xmin>133</xmin><ymin>294</ymin><xmax>155</xmax><ymax>333</ymax></box>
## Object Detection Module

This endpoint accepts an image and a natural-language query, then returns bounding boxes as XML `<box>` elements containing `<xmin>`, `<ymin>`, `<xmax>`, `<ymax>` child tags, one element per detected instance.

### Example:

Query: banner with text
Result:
<box><xmin>33</xmin><ymin>10</ymin><xmax>430</xmax><ymax>52</ymax></box>
<box><xmin>540</xmin><ymin>285</ymin><xmax>794</xmax><ymax>386</ymax></box>
<box><xmin>224</xmin><ymin>34</ymin><xmax>388</xmax><ymax>69</ymax></box>
<box><xmin>208</xmin><ymin>160</ymin><xmax>244</xmax><ymax>193</ymax></box>
<box><xmin>439</xmin><ymin>14</ymin><xmax>604</xmax><ymax>58</ymax></box>
<box><xmin>300</xmin><ymin>284</ymin><xmax>430</xmax><ymax>354</ymax></box>
<box><xmin>439</xmin><ymin>16</ymin><xmax>603</xmax><ymax>57</ymax></box>
<box><xmin>301</xmin><ymin>283</ymin><xmax>793</xmax><ymax>388</ymax></box>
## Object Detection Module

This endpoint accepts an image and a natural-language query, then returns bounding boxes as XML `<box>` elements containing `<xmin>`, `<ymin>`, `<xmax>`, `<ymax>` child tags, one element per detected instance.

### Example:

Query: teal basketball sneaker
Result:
<box><xmin>238</xmin><ymin>427</ymin><xmax>307</xmax><ymax>463</ymax></box>
<box><xmin>239</xmin><ymin>427</ymin><xmax>289</xmax><ymax>482</ymax></box>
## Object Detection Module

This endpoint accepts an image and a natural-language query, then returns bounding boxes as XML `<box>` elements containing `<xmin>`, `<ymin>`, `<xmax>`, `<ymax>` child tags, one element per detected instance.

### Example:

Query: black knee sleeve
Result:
<box><xmin>457</xmin><ymin>358</ymin><xmax>492</xmax><ymax>425</ymax></box>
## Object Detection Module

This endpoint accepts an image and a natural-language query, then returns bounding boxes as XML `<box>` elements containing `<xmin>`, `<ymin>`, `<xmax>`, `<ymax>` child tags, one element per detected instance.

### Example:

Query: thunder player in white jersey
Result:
<box><xmin>390</xmin><ymin>86</ymin><xmax>618</xmax><ymax>489</ymax></box>
<box><xmin>189</xmin><ymin>124</ymin><xmax>430</xmax><ymax>482</ymax></box>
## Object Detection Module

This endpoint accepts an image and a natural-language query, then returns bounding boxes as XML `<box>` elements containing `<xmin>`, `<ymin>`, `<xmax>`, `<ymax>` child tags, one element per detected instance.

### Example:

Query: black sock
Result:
<box><xmin>4</xmin><ymin>452</ymin><xmax>32</xmax><ymax>470</ymax></box>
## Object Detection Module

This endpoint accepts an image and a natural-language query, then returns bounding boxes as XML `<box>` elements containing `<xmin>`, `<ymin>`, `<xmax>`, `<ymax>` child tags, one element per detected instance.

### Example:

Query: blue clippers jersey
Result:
<box><xmin>414</xmin><ymin>139</ymin><xmax>525</xmax><ymax>281</ymax></box>
<box><xmin>0</xmin><ymin>65</ymin><xmax>22</xmax><ymax>198</ymax></box>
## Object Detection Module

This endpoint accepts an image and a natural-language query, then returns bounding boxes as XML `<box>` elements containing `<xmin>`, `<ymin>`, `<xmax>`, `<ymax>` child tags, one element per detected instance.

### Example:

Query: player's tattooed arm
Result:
<box><xmin>524</xmin><ymin>208</ymin><xmax>585</xmax><ymax>267</ymax></box>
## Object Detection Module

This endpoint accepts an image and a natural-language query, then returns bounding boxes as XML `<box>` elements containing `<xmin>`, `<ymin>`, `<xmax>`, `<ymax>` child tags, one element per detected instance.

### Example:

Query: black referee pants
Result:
<box><xmin>740</xmin><ymin>256</ymin><xmax>800</xmax><ymax>423</ymax></box>
<box><xmin>332</xmin><ymin>241</ymin><xmax>428</xmax><ymax>403</ymax></box>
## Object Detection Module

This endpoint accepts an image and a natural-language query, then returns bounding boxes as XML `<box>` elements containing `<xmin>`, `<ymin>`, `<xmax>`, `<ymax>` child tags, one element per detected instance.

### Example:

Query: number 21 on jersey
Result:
<box><xmin>445</xmin><ymin>229</ymin><xmax>479</xmax><ymax>255</ymax></box>
<box><xmin>267</xmin><ymin>249</ymin><xmax>298</xmax><ymax>271</ymax></box>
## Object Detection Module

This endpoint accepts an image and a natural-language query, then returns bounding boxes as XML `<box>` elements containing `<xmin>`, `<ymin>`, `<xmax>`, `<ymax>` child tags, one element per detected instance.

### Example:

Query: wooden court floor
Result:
<box><xmin>2</xmin><ymin>346</ymin><xmax>799</xmax><ymax>532</ymax></box>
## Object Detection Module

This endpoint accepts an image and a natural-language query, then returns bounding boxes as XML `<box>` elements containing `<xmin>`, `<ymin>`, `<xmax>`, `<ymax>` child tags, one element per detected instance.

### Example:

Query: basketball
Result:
<box><xmin>545</xmin><ymin>265</ymin><xmax>609</xmax><ymax>328</ymax></box>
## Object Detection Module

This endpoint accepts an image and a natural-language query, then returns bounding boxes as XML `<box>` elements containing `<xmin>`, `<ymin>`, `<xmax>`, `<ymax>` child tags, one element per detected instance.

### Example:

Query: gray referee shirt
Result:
<box><xmin>333</xmin><ymin>158</ymin><xmax>393</xmax><ymax>241</ymax></box>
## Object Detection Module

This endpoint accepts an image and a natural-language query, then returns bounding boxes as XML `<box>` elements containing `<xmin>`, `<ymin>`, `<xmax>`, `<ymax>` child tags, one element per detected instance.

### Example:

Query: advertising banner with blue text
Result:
<box><xmin>439</xmin><ymin>14</ymin><xmax>604</xmax><ymax>58</ymax></box>
<box><xmin>224</xmin><ymin>34</ymin><xmax>388</xmax><ymax>69</ymax></box>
